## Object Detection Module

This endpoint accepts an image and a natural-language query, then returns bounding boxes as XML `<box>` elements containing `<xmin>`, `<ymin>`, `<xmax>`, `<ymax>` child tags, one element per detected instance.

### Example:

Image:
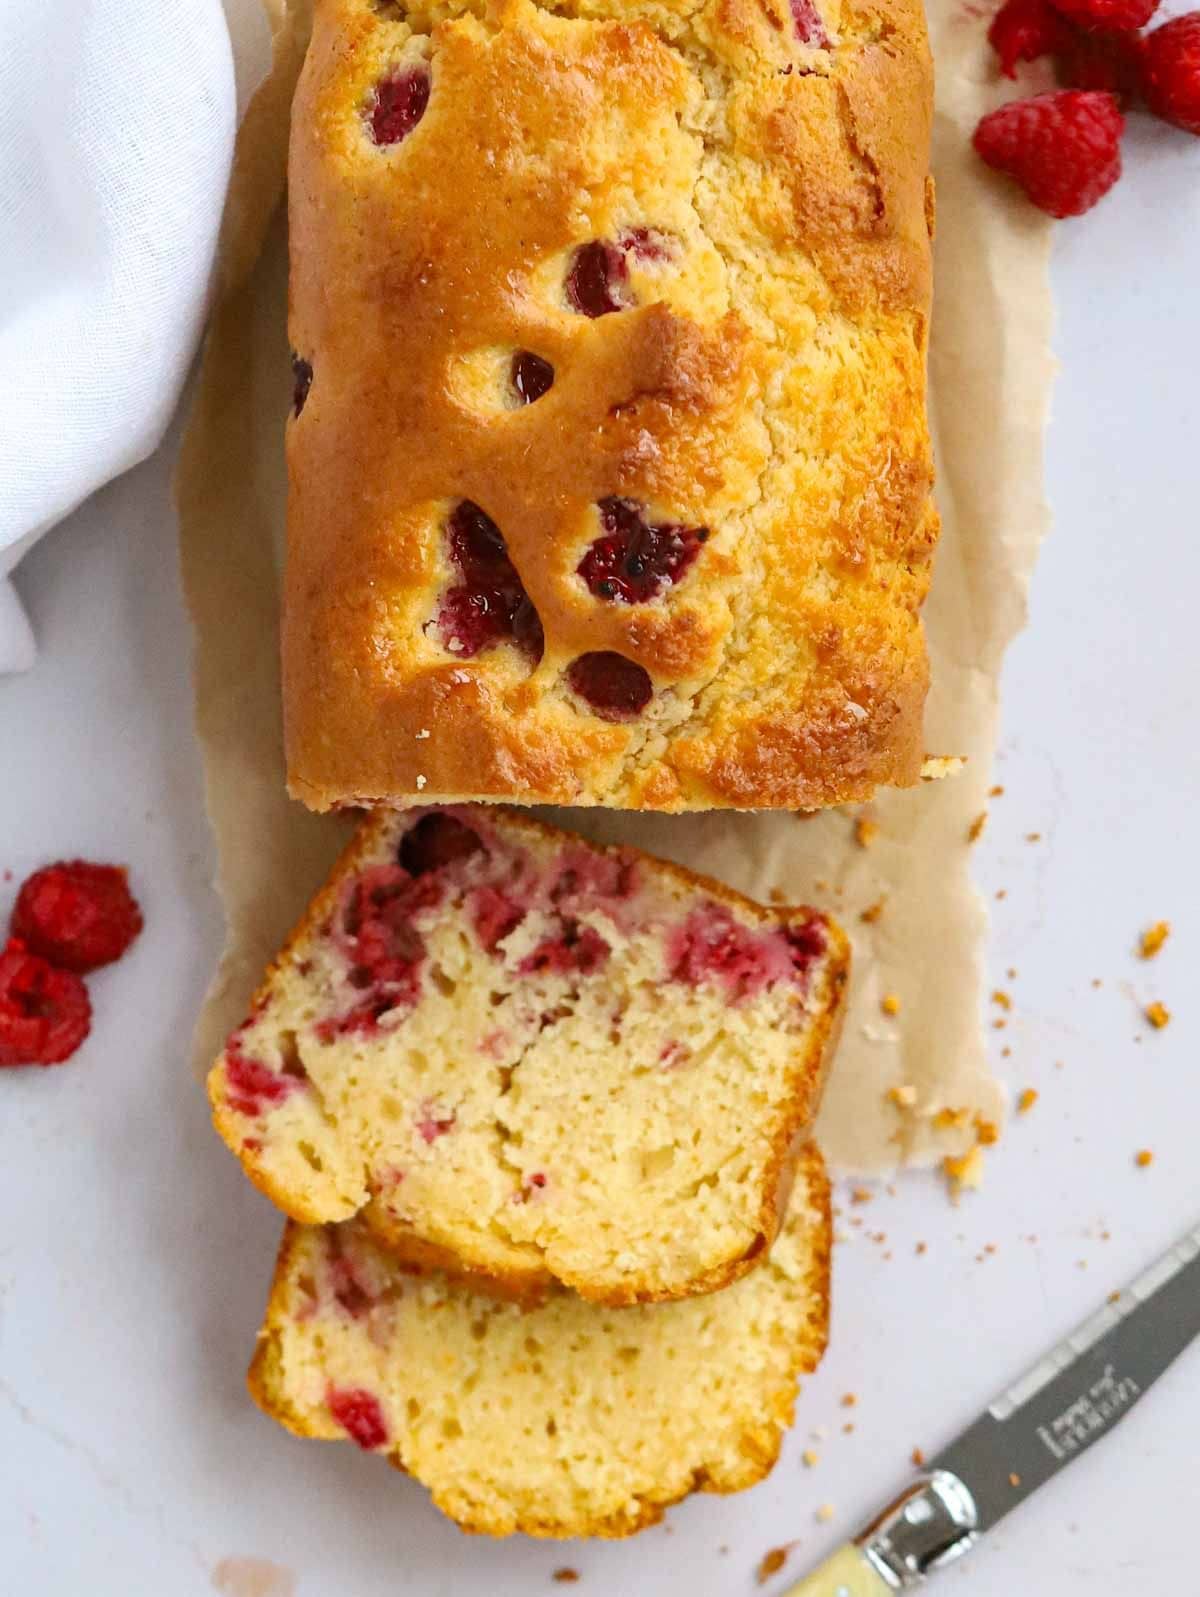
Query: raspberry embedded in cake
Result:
<box><xmin>566</xmin><ymin>652</ymin><xmax>654</xmax><ymax>720</ymax></box>
<box><xmin>511</xmin><ymin>351</ymin><xmax>554</xmax><ymax>404</ymax></box>
<box><xmin>618</xmin><ymin>226</ymin><xmax>675</xmax><ymax>263</ymax></box>
<box><xmin>565</xmin><ymin>240</ymin><xmax>632</xmax><ymax>317</ymax></box>
<box><xmin>367</xmin><ymin>65</ymin><xmax>431</xmax><ymax>146</ymax></box>
<box><xmin>291</xmin><ymin>354</ymin><xmax>313</xmax><ymax>416</ymax></box>
<box><xmin>208</xmin><ymin>807</ymin><xmax>849</xmax><ymax>1305</ymax></box>
<box><xmin>327</xmin><ymin>1385</ymin><xmax>390</xmax><ymax>1449</ymax></box>
<box><xmin>578</xmin><ymin>497</ymin><xmax>708</xmax><ymax>603</ymax></box>
<box><xmin>434</xmin><ymin>501</ymin><xmax>543</xmax><ymax>662</ymax></box>
<box><xmin>790</xmin><ymin>0</ymin><xmax>829</xmax><ymax>45</ymax></box>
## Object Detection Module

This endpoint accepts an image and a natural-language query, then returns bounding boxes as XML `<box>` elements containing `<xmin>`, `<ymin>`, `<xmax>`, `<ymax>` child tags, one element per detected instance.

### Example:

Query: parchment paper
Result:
<box><xmin>179</xmin><ymin>0</ymin><xmax>1053</xmax><ymax>1172</ymax></box>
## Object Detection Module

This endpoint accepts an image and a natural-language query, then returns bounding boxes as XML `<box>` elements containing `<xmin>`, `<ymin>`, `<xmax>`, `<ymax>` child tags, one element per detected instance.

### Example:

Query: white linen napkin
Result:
<box><xmin>0</xmin><ymin>0</ymin><xmax>237</xmax><ymax>671</ymax></box>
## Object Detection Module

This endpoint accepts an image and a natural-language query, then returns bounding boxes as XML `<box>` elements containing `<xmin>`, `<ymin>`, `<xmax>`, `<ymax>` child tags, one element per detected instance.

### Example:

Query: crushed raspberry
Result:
<box><xmin>12</xmin><ymin>860</ymin><xmax>142</xmax><ymax>973</ymax></box>
<box><xmin>511</xmin><ymin>351</ymin><xmax>554</xmax><ymax>404</ymax></box>
<box><xmin>329</xmin><ymin>1255</ymin><xmax>374</xmax><ymax>1319</ymax></box>
<box><xmin>328</xmin><ymin>1386</ymin><xmax>389</xmax><ymax>1450</ymax></box>
<box><xmin>1056</xmin><ymin>25</ymin><xmax>1145</xmax><ymax>102</ymax></box>
<box><xmin>416</xmin><ymin>1101</ymin><xmax>456</xmax><ymax>1143</ymax></box>
<box><xmin>549</xmin><ymin>848</ymin><xmax>638</xmax><ymax>905</ymax></box>
<box><xmin>988</xmin><ymin>0</ymin><xmax>1073</xmax><ymax>77</ymax></box>
<box><xmin>513</xmin><ymin>1171</ymin><xmax>547</xmax><ymax>1202</ymax></box>
<box><xmin>518</xmin><ymin>921</ymin><xmax>610</xmax><ymax>977</ymax></box>
<box><xmin>790</xmin><ymin>0</ymin><xmax>830</xmax><ymax>44</ymax></box>
<box><xmin>469</xmin><ymin>886</ymin><xmax>526</xmax><ymax>952</ymax></box>
<box><xmin>1049</xmin><ymin>0</ymin><xmax>1158</xmax><ymax>31</ymax></box>
<box><xmin>784</xmin><ymin>917</ymin><xmax>828</xmax><ymax>981</ymax></box>
<box><xmin>566</xmin><ymin>241</ymin><xmax>632</xmax><ymax>317</ymax></box>
<box><xmin>618</xmin><ymin>227</ymin><xmax>675</xmax><ymax>262</ymax></box>
<box><xmin>291</xmin><ymin>354</ymin><xmax>313</xmax><ymax>416</ymax></box>
<box><xmin>1141</xmin><ymin>13</ymin><xmax>1200</xmax><ymax>133</ymax></box>
<box><xmin>658</xmin><ymin>1040</ymin><xmax>692</xmax><ymax>1068</ymax></box>
<box><xmin>399</xmin><ymin>812</ymin><xmax>483</xmax><ymax>876</ymax></box>
<box><xmin>367</xmin><ymin>66</ymin><xmax>431</xmax><ymax>146</ymax></box>
<box><xmin>223</xmin><ymin>1042</ymin><xmax>305</xmax><ymax>1116</ymax></box>
<box><xmin>435</xmin><ymin>501</ymin><xmax>543</xmax><ymax>662</ymax></box>
<box><xmin>322</xmin><ymin>866</ymin><xmax>444</xmax><ymax>1033</ymax></box>
<box><xmin>566</xmin><ymin>653</ymin><xmax>654</xmax><ymax>720</ymax></box>
<box><xmin>578</xmin><ymin>498</ymin><xmax>708</xmax><ymax>604</ymax></box>
<box><xmin>667</xmin><ymin>903</ymin><xmax>807</xmax><ymax>1002</ymax></box>
<box><xmin>0</xmin><ymin>940</ymin><xmax>91</xmax><ymax>1067</ymax></box>
<box><xmin>973</xmin><ymin>90</ymin><xmax>1124</xmax><ymax>217</ymax></box>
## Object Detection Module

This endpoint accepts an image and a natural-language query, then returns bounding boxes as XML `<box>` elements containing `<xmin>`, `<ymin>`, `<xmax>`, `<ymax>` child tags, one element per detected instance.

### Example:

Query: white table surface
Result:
<box><xmin>2</xmin><ymin>111</ymin><xmax>1198</xmax><ymax>1597</ymax></box>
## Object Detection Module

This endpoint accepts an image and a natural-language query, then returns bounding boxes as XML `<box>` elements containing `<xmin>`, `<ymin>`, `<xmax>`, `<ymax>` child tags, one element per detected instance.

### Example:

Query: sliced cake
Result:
<box><xmin>208</xmin><ymin>806</ymin><xmax>848</xmax><ymax>1304</ymax></box>
<box><xmin>248</xmin><ymin>1144</ymin><xmax>831</xmax><ymax>1538</ymax></box>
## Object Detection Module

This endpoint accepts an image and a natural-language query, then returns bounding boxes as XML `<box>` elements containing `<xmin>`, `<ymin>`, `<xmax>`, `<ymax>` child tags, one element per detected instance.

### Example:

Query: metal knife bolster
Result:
<box><xmin>856</xmin><ymin>1470</ymin><xmax>980</xmax><ymax>1592</ymax></box>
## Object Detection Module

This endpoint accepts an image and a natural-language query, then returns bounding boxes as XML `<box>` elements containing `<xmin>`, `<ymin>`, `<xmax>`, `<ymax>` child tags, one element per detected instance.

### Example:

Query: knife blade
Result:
<box><xmin>783</xmin><ymin>1218</ymin><xmax>1200</xmax><ymax>1595</ymax></box>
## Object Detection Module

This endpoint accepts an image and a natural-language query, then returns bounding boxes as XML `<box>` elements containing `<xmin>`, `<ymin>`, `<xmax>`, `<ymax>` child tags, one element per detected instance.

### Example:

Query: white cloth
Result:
<box><xmin>0</xmin><ymin>0</ymin><xmax>236</xmax><ymax>671</ymax></box>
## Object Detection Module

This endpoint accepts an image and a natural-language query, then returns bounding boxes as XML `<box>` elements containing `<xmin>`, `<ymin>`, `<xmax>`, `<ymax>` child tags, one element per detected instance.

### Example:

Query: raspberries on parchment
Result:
<box><xmin>0</xmin><ymin>860</ymin><xmax>142</xmax><ymax>1067</ymax></box>
<box><xmin>981</xmin><ymin>0</ymin><xmax>1200</xmax><ymax>216</ymax></box>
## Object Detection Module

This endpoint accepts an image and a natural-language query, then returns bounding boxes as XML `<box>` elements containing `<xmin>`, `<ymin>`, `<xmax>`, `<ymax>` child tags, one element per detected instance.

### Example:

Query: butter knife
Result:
<box><xmin>784</xmin><ymin>1219</ymin><xmax>1200</xmax><ymax>1595</ymax></box>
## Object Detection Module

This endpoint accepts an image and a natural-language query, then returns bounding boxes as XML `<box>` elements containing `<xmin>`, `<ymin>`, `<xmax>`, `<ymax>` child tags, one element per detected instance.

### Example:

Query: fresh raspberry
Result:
<box><xmin>566</xmin><ymin>653</ymin><xmax>654</xmax><ymax>719</ymax></box>
<box><xmin>367</xmin><ymin>67</ymin><xmax>431</xmax><ymax>146</ymax></box>
<box><xmin>11</xmin><ymin>860</ymin><xmax>143</xmax><ymax>972</ymax></box>
<box><xmin>0</xmin><ymin>940</ymin><xmax>92</xmax><ymax>1067</ymax></box>
<box><xmin>988</xmin><ymin>0</ymin><xmax>1073</xmax><ymax>79</ymax></box>
<box><xmin>327</xmin><ymin>1386</ymin><xmax>389</xmax><ymax>1450</ymax></box>
<box><xmin>1142</xmin><ymin>13</ymin><xmax>1200</xmax><ymax>133</ymax></box>
<box><xmin>578</xmin><ymin>498</ymin><xmax>708</xmax><ymax>604</ymax></box>
<box><xmin>1056</xmin><ymin>26</ymin><xmax>1145</xmax><ymax>104</ymax></box>
<box><xmin>973</xmin><ymin>91</ymin><xmax>1124</xmax><ymax>217</ymax></box>
<box><xmin>1048</xmin><ymin>0</ymin><xmax>1158</xmax><ymax>31</ymax></box>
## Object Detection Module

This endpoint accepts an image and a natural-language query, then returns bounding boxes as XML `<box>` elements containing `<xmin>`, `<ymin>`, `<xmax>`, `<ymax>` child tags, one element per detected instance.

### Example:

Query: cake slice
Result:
<box><xmin>208</xmin><ymin>806</ymin><xmax>848</xmax><ymax>1305</ymax></box>
<box><xmin>248</xmin><ymin>1144</ymin><xmax>831</xmax><ymax>1538</ymax></box>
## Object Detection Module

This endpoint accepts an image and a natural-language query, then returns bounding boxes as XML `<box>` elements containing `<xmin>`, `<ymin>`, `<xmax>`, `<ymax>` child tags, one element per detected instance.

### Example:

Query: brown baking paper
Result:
<box><xmin>179</xmin><ymin>0</ymin><xmax>1053</xmax><ymax>1172</ymax></box>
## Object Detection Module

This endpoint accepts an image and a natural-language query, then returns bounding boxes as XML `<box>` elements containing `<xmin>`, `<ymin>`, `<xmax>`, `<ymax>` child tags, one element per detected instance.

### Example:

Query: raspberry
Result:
<box><xmin>0</xmin><ymin>940</ymin><xmax>92</xmax><ymax>1067</ymax></box>
<box><xmin>367</xmin><ymin>67</ymin><xmax>431</xmax><ymax>146</ymax></box>
<box><xmin>988</xmin><ymin>0</ymin><xmax>1073</xmax><ymax>78</ymax></box>
<box><xmin>398</xmin><ymin>812</ymin><xmax>483</xmax><ymax>876</ymax></box>
<box><xmin>566</xmin><ymin>653</ymin><xmax>654</xmax><ymax>719</ymax></box>
<box><xmin>291</xmin><ymin>354</ymin><xmax>312</xmax><ymax>416</ymax></box>
<box><xmin>1049</xmin><ymin>0</ymin><xmax>1158</xmax><ymax>31</ymax></box>
<box><xmin>566</xmin><ymin>241</ymin><xmax>631</xmax><ymax>317</ymax></box>
<box><xmin>973</xmin><ymin>91</ymin><xmax>1124</xmax><ymax>217</ymax></box>
<box><xmin>1056</xmin><ymin>26</ymin><xmax>1145</xmax><ymax>103</ymax></box>
<box><xmin>517</xmin><ymin>921</ymin><xmax>611</xmax><ymax>977</ymax></box>
<box><xmin>578</xmin><ymin>498</ymin><xmax>708</xmax><ymax>604</ymax></box>
<box><xmin>327</xmin><ymin>1386</ymin><xmax>389</xmax><ymax>1450</ymax></box>
<box><xmin>469</xmin><ymin>886</ymin><xmax>526</xmax><ymax>952</ymax></box>
<box><xmin>511</xmin><ymin>351</ymin><xmax>554</xmax><ymax>404</ymax></box>
<box><xmin>790</xmin><ymin>0</ymin><xmax>829</xmax><ymax>44</ymax></box>
<box><xmin>12</xmin><ymin>860</ymin><xmax>143</xmax><ymax>972</ymax></box>
<box><xmin>435</xmin><ymin>502</ymin><xmax>543</xmax><ymax>662</ymax></box>
<box><xmin>1142</xmin><ymin>13</ymin><xmax>1200</xmax><ymax>133</ymax></box>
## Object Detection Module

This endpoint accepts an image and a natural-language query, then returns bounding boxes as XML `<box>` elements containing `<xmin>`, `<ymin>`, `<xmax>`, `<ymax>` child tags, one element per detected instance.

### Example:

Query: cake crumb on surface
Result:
<box><xmin>802</xmin><ymin>1448</ymin><xmax>819</xmax><ymax>1468</ymax></box>
<box><xmin>1025</xmin><ymin>832</ymin><xmax>1041</xmax><ymax>843</ymax></box>
<box><xmin>989</xmin><ymin>784</ymin><xmax>1005</xmax><ymax>797</ymax></box>
<box><xmin>975</xmin><ymin>1117</ymin><xmax>1000</xmax><ymax>1145</ymax></box>
<box><xmin>1009</xmin><ymin>1473</ymin><xmax>1021</xmax><ymax>1488</ymax></box>
<box><xmin>888</xmin><ymin>1083</ymin><xmax>918</xmax><ymax>1108</ymax></box>
<box><xmin>841</xmin><ymin>1393</ymin><xmax>858</xmax><ymax>1408</ymax></box>
<box><xmin>850</xmin><ymin>1187</ymin><xmax>874</xmax><ymax>1205</ymax></box>
<box><xmin>911</xmin><ymin>1447</ymin><xmax>926</xmax><ymax>1466</ymax></box>
<box><xmin>944</xmin><ymin>1145</ymin><xmax>985</xmax><ymax>1193</ymax></box>
<box><xmin>1017</xmin><ymin>1088</ymin><xmax>1038</xmax><ymax>1114</ymax></box>
<box><xmin>1145</xmin><ymin>1001</ymin><xmax>1171</xmax><ymax>1029</ymax></box>
<box><xmin>933</xmin><ymin>1107</ymin><xmax>970</xmax><ymax>1130</ymax></box>
<box><xmin>1135</xmin><ymin>1149</ymin><xmax>1154</xmax><ymax>1168</ymax></box>
<box><xmin>552</xmin><ymin>1570</ymin><xmax>580</xmax><ymax>1584</ymax></box>
<box><xmin>854</xmin><ymin>817</ymin><xmax>879</xmax><ymax>849</ymax></box>
<box><xmin>991</xmin><ymin>989</ymin><xmax>1012</xmax><ymax>1010</ymax></box>
<box><xmin>880</xmin><ymin>993</ymin><xmax>901</xmax><ymax>1016</ymax></box>
<box><xmin>756</xmin><ymin>1547</ymin><xmax>789</xmax><ymax>1583</ymax></box>
<box><xmin>1139</xmin><ymin>921</ymin><xmax>1170</xmax><ymax>959</ymax></box>
<box><xmin>860</xmin><ymin>898</ymin><xmax>886</xmax><ymax>924</ymax></box>
<box><xmin>816</xmin><ymin>1504</ymin><xmax>835</xmax><ymax>1524</ymax></box>
<box><xmin>915</xmin><ymin>1240</ymin><xmax>927</xmax><ymax>1255</ymax></box>
<box><xmin>967</xmin><ymin>811</ymin><xmax>988</xmax><ymax>843</ymax></box>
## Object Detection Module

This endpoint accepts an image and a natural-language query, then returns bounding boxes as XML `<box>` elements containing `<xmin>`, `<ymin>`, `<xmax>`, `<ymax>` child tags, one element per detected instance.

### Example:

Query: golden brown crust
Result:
<box><xmin>247</xmin><ymin>1144</ymin><xmax>833</xmax><ymax>1538</ymax></box>
<box><xmin>284</xmin><ymin>0</ymin><xmax>936</xmax><ymax>813</ymax></box>
<box><xmin>210</xmin><ymin>804</ymin><xmax>849</xmax><ymax>1304</ymax></box>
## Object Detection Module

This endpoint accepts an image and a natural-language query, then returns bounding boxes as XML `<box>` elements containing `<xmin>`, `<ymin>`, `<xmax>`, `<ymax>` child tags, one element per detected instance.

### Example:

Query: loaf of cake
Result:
<box><xmin>208</xmin><ymin>806</ymin><xmax>848</xmax><ymax>1304</ymax></box>
<box><xmin>249</xmin><ymin>1143</ymin><xmax>831</xmax><ymax>1537</ymax></box>
<box><xmin>284</xmin><ymin>0</ymin><xmax>937</xmax><ymax>813</ymax></box>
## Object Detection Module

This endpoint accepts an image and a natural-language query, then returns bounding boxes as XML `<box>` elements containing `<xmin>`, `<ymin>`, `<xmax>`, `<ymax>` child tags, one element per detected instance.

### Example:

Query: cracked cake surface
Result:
<box><xmin>248</xmin><ymin>1142</ymin><xmax>831</xmax><ymax>1537</ymax></box>
<box><xmin>207</xmin><ymin>806</ymin><xmax>848</xmax><ymax>1304</ymax></box>
<box><xmin>284</xmin><ymin>0</ymin><xmax>936</xmax><ymax>812</ymax></box>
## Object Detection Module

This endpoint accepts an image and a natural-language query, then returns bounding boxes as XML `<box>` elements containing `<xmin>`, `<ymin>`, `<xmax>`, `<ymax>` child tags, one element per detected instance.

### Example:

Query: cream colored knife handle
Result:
<box><xmin>780</xmin><ymin>1544</ymin><xmax>894</xmax><ymax>1597</ymax></box>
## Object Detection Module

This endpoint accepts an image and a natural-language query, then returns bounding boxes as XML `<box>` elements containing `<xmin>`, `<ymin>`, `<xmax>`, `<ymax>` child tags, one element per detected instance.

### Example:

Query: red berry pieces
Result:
<box><xmin>223</xmin><ymin>1042</ymin><xmax>304</xmax><ymax>1116</ymax></box>
<box><xmin>518</xmin><ymin>921</ymin><xmax>611</xmax><ymax>977</ymax></box>
<box><xmin>340</xmin><ymin>866</ymin><xmax>441</xmax><ymax>994</ymax></box>
<box><xmin>988</xmin><ymin>0</ymin><xmax>1073</xmax><ymax>77</ymax></box>
<box><xmin>398</xmin><ymin>812</ymin><xmax>483</xmax><ymax>876</ymax></box>
<box><xmin>1049</xmin><ymin>0</ymin><xmax>1158</xmax><ymax>32</ymax></box>
<box><xmin>617</xmin><ymin>226</ymin><xmax>675</xmax><ymax>263</ymax></box>
<box><xmin>667</xmin><ymin>904</ymin><xmax>802</xmax><ymax>1002</ymax></box>
<box><xmin>469</xmin><ymin>886</ymin><xmax>526</xmax><ymax>952</ymax></box>
<box><xmin>367</xmin><ymin>66</ymin><xmax>431</xmax><ymax>146</ymax></box>
<box><xmin>511</xmin><ymin>351</ymin><xmax>554</xmax><ymax>404</ymax></box>
<box><xmin>578</xmin><ymin>498</ymin><xmax>708</xmax><ymax>604</ymax></box>
<box><xmin>416</xmin><ymin>1101</ymin><xmax>456</xmax><ymax>1143</ymax></box>
<box><xmin>974</xmin><ymin>91</ymin><xmax>1124</xmax><ymax>216</ymax></box>
<box><xmin>327</xmin><ymin>1386</ymin><xmax>389</xmax><ymax>1450</ymax></box>
<box><xmin>0</xmin><ymin>940</ymin><xmax>92</xmax><ymax>1067</ymax></box>
<box><xmin>566</xmin><ymin>241</ymin><xmax>631</xmax><ymax>317</ymax></box>
<box><xmin>291</xmin><ymin>354</ymin><xmax>313</xmax><ymax>417</ymax></box>
<box><xmin>1057</xmin><ymin>26</ymin><xmax>1145</xmax><ymax>103</ymax></box>
<box><xmin>790</xmin><ymin>0</ymin><xmax>829</xmax><ymax>44</ymax></box>
<box><xmin>12</xmin><ymin>860</ymin><xmax>142</xmax><ymax>973</ymax></box>
<box><xmin>566</xmin><ymin>653</ymin><xmax>654</xmax><ymax>720</ymax></box>
<box><xmin>436</xmin><ymin>501</ymin><xmax>544</xmax><ymax>662</ymax></box>
<box><xmin>1142</xmin><ymin>13</ymin><xmax>1200</xmax><ymax>133</ymax></box>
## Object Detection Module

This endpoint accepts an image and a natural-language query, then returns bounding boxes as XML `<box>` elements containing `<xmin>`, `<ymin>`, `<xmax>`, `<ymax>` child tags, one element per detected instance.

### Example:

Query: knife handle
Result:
<box><xmin>779</xmin><ymin>1543</ymin><xmax>893</xmax><ymax>1597</ymax></box>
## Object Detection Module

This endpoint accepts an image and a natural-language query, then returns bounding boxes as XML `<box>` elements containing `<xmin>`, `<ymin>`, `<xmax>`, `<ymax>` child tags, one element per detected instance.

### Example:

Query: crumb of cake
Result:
<box><xmin>816</xmin><ymin>1504</ymin><xmax>836</xmax><ymax>1524</ymax></box>
<box><xmin>415</xmin><ymin>728</ymin><xmax>430</xmax><ymax>739</ymax></box>
<box><xmin>882</xmin><ymin>1250</ymin><xmax>893</xmax><ymax>1260</ymax></box>
<box><xmin>1145</xmin><ymin>1001</ymin><xmax>1171</xmax><ymax>1029</ymax></box>
<box><xmin>860</xmin><ymin>898</ymin><xmax>886</xmax><ymax>924</ymax></box>
<box><xmin>553</xmin><ymin>1570</ymin><xmax>580</xmax><ymax>1584</ymax></box>
<box><xmin>1001</xmin><ymin>1046</ymin><xmax>1012</xmax><ymax>1058</ymax></box>
<box><xmin>995</xmin><ymin>889</ymin><xmax>1007</xmax><ymax>900</ymax></box>
<box><xmin>415</xmin><ymin>774</ymin><xmax>427</xmax><ymax>790</ymax></box>
<box><xmin>1135</xmin><ymin>1148</ymin><xmax>1154</xmax><ymax>1168</ymax></box>
<box><xmin>967</xmin><ymin>812</ymin><xmax>988</xmax><ymax>843</ymax></box>
<box><xmin>1017</xmin><ymin>1088</ymin><xmax>1038</xmax><ymax>1113</ymax></box>
<box><xmin>1025</xmin><ymin>832</ymin><xmax>1041</xmax><ymax>843</ymax></box>
<box><xmin>842</xmin><ymin>1422</ymin><xmax>855</xmax><ymax>1435</ymax></box>
<box><xmin>1009</xmin><ymin>1473</ymin><xmax>1021</xmax><ymax>1488</ymax></box>
<box><xmin>888</xmin><ymin>1083</ymin><xmax>918</xmax><ymax>1108</ymax></box>
<box><xmin>880</xmin><ymin>993</ymin><xmax>901</xmax><ymax>1016</ymax></box>
<box><xmin>944</xmin><ymin>1145</ymin><xmax>985</xmax><ymax>1192</ymax></box>
<box><xmin>912</xmin><ymin>1447</ymin><xmax>926</xmax><ymax>1466</ymax></box>
<box><xmin>992</xmin><ymin>990</ymin><xmax>1012</xmax><ymax>1010</ymax></box>
<box><xmin>854</xmin><ymin>817</ymin><xmax>879</xmax><ymax>848</ymax></box>
<box><xmin>985</xmin><ymin>1243</ymin><xmax>997</xmax><ymax>1254</ymax></box>
<box><xmin>841</xmin><ymin>1393</ymin><xmax>857</xmax><ymax>1408</ymax></box>
<box><xmin>915</xmin><ymin>1241</ymin><xmax>927</xmax><ymax>1255</ymax></box>
<box><xmin>850</xmin><ymin>1186</ymin><xmax>874</xmax><ymax>1204</ymax></box>
<box><xmin>1108</xmin><ymin>1291</ymin><xmax>1121</xmax><ymax>1304</ymax></box>
<box><xmin>1139</xmin><ymin>921</ymin><xmax>1170</xmax><ymax>959</ymax></box>
<box><xmin>989</xmin><ymin>784</ymin><xmax>1005</xmax><ymax>798</ymax></box>
<box><xmin>769</xmin><ymin>887</ymin><xmax>787</xmax><ymax>905</ymax></box>
<box><xmin>756</xmin><ymin>1547</ymin><xmax>789</xmax><ymax>1583</ymax></box>
<box><xmin>975</xmin><ymin>1117</ymin><xmax>1000</xmax><ymax>1146</ymax></box>
<box><xmin>933</xmin><ymin>1107</ymin><xmax>970</xmax><ymax>1130</ymax></box>
<box><xmin>993</xmin><ymin>1018</ymin><xmax>1007</xmax><ymax>1030</ymax></box>
<box><xmin>1007</xmin><ymin>967</ymin><xmax>1018</xmax><ymax>979</ymax></box>
<box><xmin>1092</xmin><ymin>978</ymin><xmax>1102</xmax><ymax>989</ymax></box>
<box><xmin>801</xmin><ymin>1448</ymin><xmax>819</xmax><ymax>1467</ymax></box>
<box><xmin>920</xmin><ymin>756</ymin><xmax>966</xmax><ymax>781</ymax></box>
